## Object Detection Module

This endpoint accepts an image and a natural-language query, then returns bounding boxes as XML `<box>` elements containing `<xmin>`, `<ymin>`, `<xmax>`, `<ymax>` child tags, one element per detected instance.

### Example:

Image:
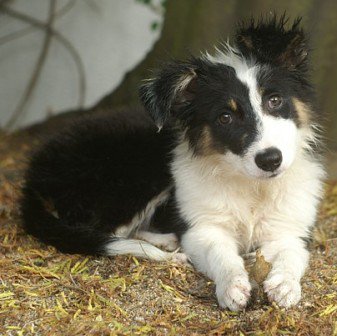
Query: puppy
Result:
<box><xmin>21</xmin><ymin>16</ymin><xmax>324</xmax><ymax>311</ymax></box>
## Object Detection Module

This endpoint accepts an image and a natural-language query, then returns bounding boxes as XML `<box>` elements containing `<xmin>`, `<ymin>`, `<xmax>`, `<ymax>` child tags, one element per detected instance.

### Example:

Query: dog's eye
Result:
<box><xmin>268</xmin><ymin>95</ymin><xmax>283</xmax><ymax>109</ymax></box>
<box><xmin>218</xmin><ymin>113</ymin><xmax>232</xmax><ymax>125</ymax></box>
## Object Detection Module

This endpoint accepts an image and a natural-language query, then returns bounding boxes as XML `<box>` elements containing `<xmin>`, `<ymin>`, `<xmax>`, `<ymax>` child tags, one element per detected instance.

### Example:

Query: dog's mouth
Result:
<box><xmin>266</xmin><ymin>169</ymin><xmax>287</xmax><ymax>179</ymax></box>
<box><xmin>249</xmin><ymin>168</ymin><xmax>285</xmax><ymax>180</ymax></box>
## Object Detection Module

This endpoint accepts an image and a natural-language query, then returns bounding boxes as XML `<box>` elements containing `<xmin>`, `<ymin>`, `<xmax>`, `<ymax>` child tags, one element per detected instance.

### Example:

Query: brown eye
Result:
<box><xmin>268</xmin><ymin>95</ymin><xmax>283</xmax><ymax>109</ymax></box>
<box><xmin>219</xmin><ymin>113</ymin><xmax>232</xmax><ymax>125</ymax></box>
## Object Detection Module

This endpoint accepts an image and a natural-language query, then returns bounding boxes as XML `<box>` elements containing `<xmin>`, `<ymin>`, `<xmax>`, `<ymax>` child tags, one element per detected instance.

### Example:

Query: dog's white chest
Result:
<box><xmin>220</xmin><ymin>182</ymin><xmax>273</xmax><ymax>249</ymax></box>
<box><xmin>175</xmin><ymin>161</ymin><xmax>276</xmax><ymax>249</ymax></box>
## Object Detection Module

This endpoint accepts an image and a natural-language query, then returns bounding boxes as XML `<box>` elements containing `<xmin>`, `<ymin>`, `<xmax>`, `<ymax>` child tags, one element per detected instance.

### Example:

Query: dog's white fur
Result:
<box><xmin>107</xmin><ymin>189</ymin><xmax>184</xmax><ymax>262</ymax></box>
<box><xmin>105</xmin><ymin>236</ymin><xmax>187</xmax><ymax>263</ymax></box>
<box><xmin>176</xmin><ymin>140</ymin><xmax>323</xmax><ymax>309</ymax></box>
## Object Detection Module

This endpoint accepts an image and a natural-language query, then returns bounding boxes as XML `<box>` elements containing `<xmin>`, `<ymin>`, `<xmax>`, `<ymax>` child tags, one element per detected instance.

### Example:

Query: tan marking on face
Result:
<box><xmin>229</xmin><ymin>98</ymin><xmax>237</xmax><ymax>112</ymax></box>
<box><xmin>292</xmin><ymin>97</ymin><xmax>311</xmax><ymax>126</ymax></box>
<box><xmin>197</xmin><ymin>125</ymin><xmax>217</xmax><ymax>155</ymax></box>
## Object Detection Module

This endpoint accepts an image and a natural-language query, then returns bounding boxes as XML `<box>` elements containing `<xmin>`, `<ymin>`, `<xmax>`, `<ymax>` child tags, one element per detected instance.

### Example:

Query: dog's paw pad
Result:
<box><xmin>217</xmin><ymin>274</ymin><xmax>251</xmax><ymax>311</ymax></box>
<box><xmin>264</xmin><ymin>272</ymin><xmax>301</xmax><ymax>308</ymax></box>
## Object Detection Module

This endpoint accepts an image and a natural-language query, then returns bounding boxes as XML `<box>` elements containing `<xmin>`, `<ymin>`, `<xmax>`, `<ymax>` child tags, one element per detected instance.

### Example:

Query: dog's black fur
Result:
<box><xmin>21</xmin><ymin>109</ymin><xmax>178</xmax><ymax>254</ymax></box>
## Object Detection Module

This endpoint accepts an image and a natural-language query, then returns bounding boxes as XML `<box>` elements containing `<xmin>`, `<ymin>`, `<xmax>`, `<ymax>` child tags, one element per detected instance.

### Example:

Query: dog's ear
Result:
<box><xmin>139</xmin><ymin>61</ymin><xmax>197</xmax><ymax>129</ymax></box>
<box><xmin>235</xmin><ymin>15</ymin><xmax>308</xmax><ymax>71</ymax></box>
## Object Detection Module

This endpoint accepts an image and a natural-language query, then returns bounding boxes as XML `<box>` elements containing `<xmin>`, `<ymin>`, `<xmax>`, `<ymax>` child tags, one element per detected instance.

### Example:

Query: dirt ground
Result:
<box><xmin>0</xmin><ymin>130</ymin><xmax>336</xmax><ymax>336</ymax></box>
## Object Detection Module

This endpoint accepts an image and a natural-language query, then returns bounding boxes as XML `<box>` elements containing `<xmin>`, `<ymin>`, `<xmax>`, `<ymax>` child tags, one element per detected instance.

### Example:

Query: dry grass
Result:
<box><xmin>0</xmin><ymin>131</ymin><xmax>336</xmax><ymax>336</ymax></box>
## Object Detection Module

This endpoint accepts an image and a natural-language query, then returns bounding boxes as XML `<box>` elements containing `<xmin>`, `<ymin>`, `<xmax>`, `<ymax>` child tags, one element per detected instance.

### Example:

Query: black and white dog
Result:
<box><xmin>21</xmin><ymin>17</ymin><xmax>324</xmax><ymax>311</ymax></box>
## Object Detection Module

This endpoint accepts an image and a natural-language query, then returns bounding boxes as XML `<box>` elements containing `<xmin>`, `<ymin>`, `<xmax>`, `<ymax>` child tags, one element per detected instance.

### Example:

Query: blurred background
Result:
<box><xmin>0</xmin><ymin>0</ymin><xmax>336</xmax><ymax>174</ymax></box>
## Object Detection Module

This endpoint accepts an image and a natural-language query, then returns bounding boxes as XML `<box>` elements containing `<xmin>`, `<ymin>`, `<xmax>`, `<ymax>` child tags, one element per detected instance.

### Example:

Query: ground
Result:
<box><xmin>0</xmin><ymin>130</ymin><xmax>336</xmax><ymax>336</ymax></box>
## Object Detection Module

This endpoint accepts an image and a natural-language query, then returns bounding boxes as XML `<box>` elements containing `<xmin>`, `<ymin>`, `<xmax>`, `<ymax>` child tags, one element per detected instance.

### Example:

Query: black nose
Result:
<box><xmin>255</xmin><ymin>147</ymin><xmax>282</xmax><ymax>172</ymax></box>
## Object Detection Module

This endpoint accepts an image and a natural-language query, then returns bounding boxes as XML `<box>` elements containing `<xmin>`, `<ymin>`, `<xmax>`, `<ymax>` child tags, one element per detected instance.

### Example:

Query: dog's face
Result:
<box><xmin>140</xmin><ymin>17</ymin><xmax>315</xmax><ymax>179</ymax></box>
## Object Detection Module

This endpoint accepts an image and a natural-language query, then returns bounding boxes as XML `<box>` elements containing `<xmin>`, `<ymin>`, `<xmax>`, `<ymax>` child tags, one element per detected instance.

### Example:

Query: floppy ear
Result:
<box><xmin>139</xmin><ymin>61</ymin><xmax>197</xmax><ymax>129</ymax></box>
<box><xmin>235</xmin><ymin>15</ymin><xmax>308</xmax><ymax>71</ymax></box>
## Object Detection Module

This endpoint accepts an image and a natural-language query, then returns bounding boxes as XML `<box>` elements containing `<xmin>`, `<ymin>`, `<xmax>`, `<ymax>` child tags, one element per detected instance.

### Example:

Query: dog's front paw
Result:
<box><xmin>216</xmin><ymin>273</ymin><xmax>251</xmax><ymax>311</ymax></box>
<box><xmin>170</xmin><ymin>252</ymin><xmax>190</xmax><ymax>265</ymax></box>
<box><xmin>264</xmin><ymin>271</ymin><xmax>301</xmax><ymax>308</ymax></box>
<box><xmin>161</xmin><ymin>233</ymin><xmax>180</xmax><ymax>252</ymax></box>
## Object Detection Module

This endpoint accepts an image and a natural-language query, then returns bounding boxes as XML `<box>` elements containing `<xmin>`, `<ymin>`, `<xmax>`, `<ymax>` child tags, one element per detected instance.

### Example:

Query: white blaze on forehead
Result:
<box><xmin>205</xmin><ymin>45</ymin><xmax>263</xmax><ymax>118</ymax></box>
<box><xmin>235</xmin><ymin>66</ymin><xmax>263</xmax><ymax>118</ymax></box>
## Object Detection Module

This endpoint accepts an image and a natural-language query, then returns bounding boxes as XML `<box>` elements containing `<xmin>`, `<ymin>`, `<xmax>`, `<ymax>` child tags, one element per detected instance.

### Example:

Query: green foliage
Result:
<box><xmin>151</xmin><ymin>21</ymin><xmax>160</xmax><ymax>31</ymax></box>
<box><xmin>135</xmin><ymin>0</ymin><xmax>167</xmax><ymax>31</ymax></box>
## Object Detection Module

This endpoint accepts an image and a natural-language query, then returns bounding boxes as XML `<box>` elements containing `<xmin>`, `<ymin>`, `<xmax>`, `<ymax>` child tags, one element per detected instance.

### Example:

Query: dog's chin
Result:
<box><xmin>241</xmin><ymin>167</ymin><xmax>286</xmax><ymax>180</ymax></box>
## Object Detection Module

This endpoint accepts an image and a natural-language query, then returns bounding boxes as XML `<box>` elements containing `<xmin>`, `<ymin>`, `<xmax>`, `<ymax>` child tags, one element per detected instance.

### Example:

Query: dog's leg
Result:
<box><xmin>260</xmin><ymin>236</ymin><xmax>309</xmax><ymax>308</ymax></box>
<box><xmin>181</xmin><ymin>225</ymin><xmax>251</xmax><ymax>311</ymax></box>
<box><xmin>135</xmin><ymin>231</ymin><xmax>179</xmax><ymax>252</ymax></box>
<box><xmin>105</xmin><ymin>238</ymin><xmax>187</xmax><ymax>263</ymax></box>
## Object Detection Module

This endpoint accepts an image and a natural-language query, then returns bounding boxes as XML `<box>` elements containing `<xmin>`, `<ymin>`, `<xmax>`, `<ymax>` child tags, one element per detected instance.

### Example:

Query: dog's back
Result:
<box><xmin>21</xmin><ymin>108</ymin><xmax>174</xmax><ymax>255</ymax></box>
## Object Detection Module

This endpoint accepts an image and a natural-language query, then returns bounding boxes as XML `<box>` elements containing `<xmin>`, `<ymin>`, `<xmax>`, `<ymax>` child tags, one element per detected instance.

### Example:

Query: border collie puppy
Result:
<box><xmin>21</xmin><ymin>17</ymin><xmax>324</xmax><ymax>311</ymax></box>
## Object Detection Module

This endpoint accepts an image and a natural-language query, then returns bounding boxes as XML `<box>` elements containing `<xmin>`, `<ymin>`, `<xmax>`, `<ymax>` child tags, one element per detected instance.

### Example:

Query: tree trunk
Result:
<box><xmin>310</xmin><ymin>0</ymin><xmax>337</xmax><ymax>150</ymax></box>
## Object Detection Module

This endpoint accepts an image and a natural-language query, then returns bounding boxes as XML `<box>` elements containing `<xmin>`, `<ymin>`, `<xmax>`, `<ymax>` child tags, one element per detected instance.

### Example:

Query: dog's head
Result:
<box><xmin>140</xmin><ymin>16</ymin><xmax>317</xmax><ymax>179</ymax></box>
